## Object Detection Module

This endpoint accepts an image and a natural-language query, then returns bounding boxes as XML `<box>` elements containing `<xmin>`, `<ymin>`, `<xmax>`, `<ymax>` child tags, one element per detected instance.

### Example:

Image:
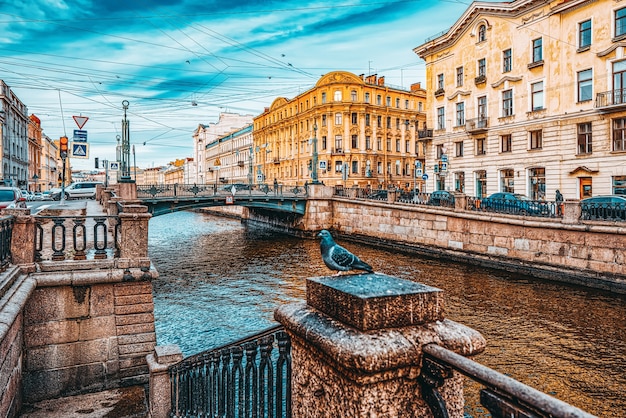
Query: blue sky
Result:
<box><xmin>0</xmin><ymin>0</ymin><xmax>477</xmax><ymax>170</ymax></box>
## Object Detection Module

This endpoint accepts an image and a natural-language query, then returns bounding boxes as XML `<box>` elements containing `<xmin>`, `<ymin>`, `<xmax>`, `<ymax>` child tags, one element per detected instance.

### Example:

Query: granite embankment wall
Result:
<box><xmin>298</xmin><ymin>196</ymin><xmax>626</xmax><ymax>293</ymax></box>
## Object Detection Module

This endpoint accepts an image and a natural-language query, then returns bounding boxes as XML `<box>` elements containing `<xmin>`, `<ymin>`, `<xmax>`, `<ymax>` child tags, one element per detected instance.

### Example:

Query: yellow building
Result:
<box><xmin>414</xmin><ymin>0</ymin><xmax>626</xmax><ymax>199</ymax></box>
<box><xmin>253</xmin><ymin>71</ymin><xmax>427</xmax><ymax>189</ymax></box>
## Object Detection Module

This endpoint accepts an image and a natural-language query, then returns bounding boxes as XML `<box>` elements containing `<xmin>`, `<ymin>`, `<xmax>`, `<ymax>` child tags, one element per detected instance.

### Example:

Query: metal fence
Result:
<box><xmin>34</xmin><ymin>215</ymin><xmax>120</xmax><ymax>261</ymax></box>
<box><xmin>137</xmin><ymin>183</ymin><xmax>307</xmax><ymax>200</ymax></box>
<box><xmin>169</xmin><ymin>325</ymin><xmax>292</xmax><ymax>418</ymax></box>
<box><xmin>420</xmin><ymin>343</ymin><xmax>595</xmax><ymax>418</ymax></box>
<box><xmin>581</xmin><ymin>200</ymin><xmax>626</xmax><ymax>221</ymax></box>
<box><xmin>0</xmin><ymin>215</ymin><xmax>14</xmax><ymax>270</ymax></box>
<box><xmin>468</xmin><ymin>196</ymin><xmax>561</xmax><ymax>218</ymax></box>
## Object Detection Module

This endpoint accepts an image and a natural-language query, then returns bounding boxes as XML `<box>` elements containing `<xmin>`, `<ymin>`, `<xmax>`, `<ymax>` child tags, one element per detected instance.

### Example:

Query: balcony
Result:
<box><xmin>434</xmin><ymin>88</ymin><xmax>445</xmax><ymax>98</ymax></box>
<box><xmin>465</xmin><ymin>117</ymin><xmax>489</xmax><ymax>133</ymax></box>
<box><xmin>474</xmin><ymin>75</ymin><xmax>486</xmax><ymax>85</ymax></box>
<box><xmin>417</xmin><ymin>129</ymin><xmax>433</xmax><ymax>139</ymax></box>
<box><xmin>331</xmin><ymin>148</ymin><xmax>345</xmax><ymax>155</ymax></box>
<box><xmin>596</xmin><ymin>89</ymin><xmax>626</xmax><ymax>112</ymax></box>
<box><xmin>237</xmin><ymin>161</ymin><xmax>245</xmax><ymax>167</ymax></box>
<box><xmin>273</xmin><ymin>157</ymin><xmax>280</xmax><ymax>164</ymax></box>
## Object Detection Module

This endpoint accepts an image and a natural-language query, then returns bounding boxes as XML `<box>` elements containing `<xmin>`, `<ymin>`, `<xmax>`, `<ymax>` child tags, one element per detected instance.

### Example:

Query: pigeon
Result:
<box><xmin>317</xmin><ymin>230</ymin><xmax>374</xmax><ymax>275</ymax></box>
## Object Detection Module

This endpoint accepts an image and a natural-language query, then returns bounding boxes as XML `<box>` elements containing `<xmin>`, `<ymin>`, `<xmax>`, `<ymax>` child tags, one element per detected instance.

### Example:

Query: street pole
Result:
<box><xmin>120</xmin><ymin>100</ymin><xmax>131</xmax><ymax>182</ymax></box>
<box><xmin>311</xmin><ymin>123</ymin><xmax>319</xmax><ymax>184</ymax></box>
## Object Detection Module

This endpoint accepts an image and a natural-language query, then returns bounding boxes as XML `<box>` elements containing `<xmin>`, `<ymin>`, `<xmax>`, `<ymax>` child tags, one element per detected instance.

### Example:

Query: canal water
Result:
<box><xmin>149</xmin><ymin>211</ymin><xmax>626</xmax><ymax>416</ymax></box>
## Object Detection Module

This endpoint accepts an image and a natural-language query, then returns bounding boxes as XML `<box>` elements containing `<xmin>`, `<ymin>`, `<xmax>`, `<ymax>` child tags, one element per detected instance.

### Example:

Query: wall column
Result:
<box><xmin>275</xmin><ymin>273</ymin><xmax>486</xmax><ymax>417</ymax></box>
<box><xmin>146</xmin><ymin>345</ymin><xmax>183</xmax><ymax>418</ymax></box>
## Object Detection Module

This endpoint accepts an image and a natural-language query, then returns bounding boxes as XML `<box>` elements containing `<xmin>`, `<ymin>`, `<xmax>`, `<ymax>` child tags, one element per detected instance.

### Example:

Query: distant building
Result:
<box><xmin>205</xmin><ymin>124</ymin><xmax>253</xmax><ymax>186</ymax></box>
<box><xmin>0</xmin><ymin>80</ymin><xmax>30</xmax><ymax>188</ymax></box>
<box><xmin>28</xmin><ymin>114</ymin><xmax>43</xmax><ymax>191</ymax></box>
<box><xmin>414</xmin><ymin>0</ymin><xmax>626</xmax><ymax>199</ymax></box>
<box><xmin>192</xmin><ymin>112</ymin><xmax>254</xmax><ymax>184</ymax></box>
<box><xmin>40</xmin><ymin>134</ymin><xmax>58</xmax><ymax>191</ymax></box>
<box><xmin>253</xmin><ymin>71</ymin><xmax>427</xmax><ymax>188</ymax></box>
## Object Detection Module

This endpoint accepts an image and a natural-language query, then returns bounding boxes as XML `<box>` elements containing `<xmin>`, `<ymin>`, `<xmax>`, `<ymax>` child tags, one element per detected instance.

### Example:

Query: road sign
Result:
<box><xmin>422</xmin><ymin>173</ymin><xmax>429</xmax><ymax>180</ymax></box>
<box><xmin>72</xmin><ymin>116</ymin><xmax>89</xmax><ymax>129</ymax></box>
<box><xmin>73</xmin><ymin>129</ymin><xmax>88</xmax><ymax>142</ymax></box>
<box><xmin>214</xmin><ymin>158</ymin><xmax>221</xmax><ymax>166</ymax></box>
<box><xmin>416</xmin><ymin>168</ymin><xmax>423</xmax><ymax>177</ymax></box>
<box><xmin>109</xmin><ymin>161</ymin><xmax>120</xmax><ymax>171</ymax></box>
<box><xmin>71</xmin><ymin>142</ymin><xmax>89</xmax><ymax>159</ymax></box>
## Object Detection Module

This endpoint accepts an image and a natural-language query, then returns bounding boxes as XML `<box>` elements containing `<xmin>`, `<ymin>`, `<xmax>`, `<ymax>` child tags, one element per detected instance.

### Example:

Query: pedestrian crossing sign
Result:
<box><xmin>71</xmin><ymin>142</ymin><xmax>89</xmax><ymax>159</ymax></box>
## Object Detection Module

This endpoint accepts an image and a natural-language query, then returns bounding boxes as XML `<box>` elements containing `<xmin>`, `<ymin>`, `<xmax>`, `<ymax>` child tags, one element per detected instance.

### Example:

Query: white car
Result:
<box><xmin>51</xmin><ymin>182</ymin><xmax>103</xmax><ymax>200</ymax></box>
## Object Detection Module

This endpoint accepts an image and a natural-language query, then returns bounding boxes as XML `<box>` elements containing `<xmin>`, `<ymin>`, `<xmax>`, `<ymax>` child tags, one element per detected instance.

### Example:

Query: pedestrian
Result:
<box><xmin>555</xmin><ymin>189</ymin><xmax>564</xmax><ymax>215</ymax></box>
<box><xmin>273</xmin><ymin>178</ymin><xmax>278</xmax><ymax>195</ymax></box>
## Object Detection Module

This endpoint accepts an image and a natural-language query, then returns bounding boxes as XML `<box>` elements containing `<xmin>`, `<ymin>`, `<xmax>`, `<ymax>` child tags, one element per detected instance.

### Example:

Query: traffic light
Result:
<box><xmin>59</xmin><ymin>136</ymin><xmax>69</xmax><ymax>159</ymax></box>
<box><xmin>95</xmin><ymin>157</ymin><xmax>99</xmax><ymax>169</ymax></box>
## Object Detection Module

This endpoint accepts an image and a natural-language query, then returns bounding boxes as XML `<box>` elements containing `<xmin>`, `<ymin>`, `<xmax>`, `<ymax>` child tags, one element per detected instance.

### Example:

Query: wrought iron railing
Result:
<box><xmin>34</xmin><ymin>215</ymin><xmax>120</xmax><ymax>261</ymax></box>
<box><xmin>169</xmin><ymin>325</ymin><xmax>292</xmax><ymax>418</ymax></box>
<box><xmin>581</xmin><ymin>200</ymin><xmax>626</xmax><ymax>221</ymax></box>
<box><xmin>595</xmin><ymin>89</ymin><xmax>626</xmax><ymax>108</ymax></box>
<box><xmin>0</xmin><ymin>215</ymin><xmax>14</xmax><ymax>270</ymax></box>
<box><xmin>137</xmin><ymin>183</ymin><xmax>307</xmax><ymax>200</ymax></box>
<box><xmin>471</xmin><ymin>197</ymin><xmax>560</xmax><ymax>218</ymax></box>
<box><xmin>420</xmin><ymin>344</ymin><xmax>595</xmax><ymax>418</ymax></box>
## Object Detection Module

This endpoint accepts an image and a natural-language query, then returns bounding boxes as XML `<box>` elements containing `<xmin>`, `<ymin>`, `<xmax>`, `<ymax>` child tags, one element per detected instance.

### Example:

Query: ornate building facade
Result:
<box><xmin>253</xmin><ymin>71</ymin><xmax>427</xmax><ymax>189</ymax></box>
<box><xmin>205</xmin><ymin>124</ymin><xmax>253</xmax><ymax>186</ymax></box>
<box><xmin>0</xmin><ymin>80</ymin><xmax>29</xmax><ymax>188</ymax></box>
<box><xmin>414</xmin><ymin>0</ymin><xmax>626</xmax><ymax>199</ymax></box>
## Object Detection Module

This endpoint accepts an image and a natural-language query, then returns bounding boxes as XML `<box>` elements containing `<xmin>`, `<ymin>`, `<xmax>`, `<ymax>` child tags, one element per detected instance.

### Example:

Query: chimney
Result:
<box><xmin>410</xmin><ymin>82</ymin><xmax>423</xmax><ymax>92</ymax></box>
<box><xmin>377</xmin><ymin>76</ymin><xmax>385</xmax><ymax>86</ymax></box>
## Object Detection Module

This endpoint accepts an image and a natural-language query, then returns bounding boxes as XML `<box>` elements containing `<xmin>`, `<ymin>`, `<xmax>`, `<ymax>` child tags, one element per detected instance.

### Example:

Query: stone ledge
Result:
<box><xmin>275</xmin><ymin>301</ymin><xmax>486</xmax><ymax>378</ymax></box>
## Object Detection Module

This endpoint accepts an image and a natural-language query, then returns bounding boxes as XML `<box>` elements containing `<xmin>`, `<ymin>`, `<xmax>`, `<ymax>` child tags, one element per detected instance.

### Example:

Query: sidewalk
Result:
<box><xmin>19</xmin><ymin>385</ymin><xmax>148</xmax><ymax>418</ymax></box>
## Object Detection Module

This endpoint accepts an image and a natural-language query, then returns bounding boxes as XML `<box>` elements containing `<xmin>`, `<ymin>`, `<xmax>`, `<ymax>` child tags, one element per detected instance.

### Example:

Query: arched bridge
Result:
<box><xmin>136</xmin><ymin>183</ymin><xmax>309</xmax><ymax>216</ymax></box>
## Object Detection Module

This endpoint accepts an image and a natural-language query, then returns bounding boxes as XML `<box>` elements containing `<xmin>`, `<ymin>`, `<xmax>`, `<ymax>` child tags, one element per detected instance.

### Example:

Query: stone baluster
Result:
<box><xmin>117</xmin><ymin>204</ymin><xmax>151</xmax><ymax>267</ymax></box>
<box><xmin>275</xmin><ymin>273</ymin><xmax>486</xmax><ymax>417</ymax></box>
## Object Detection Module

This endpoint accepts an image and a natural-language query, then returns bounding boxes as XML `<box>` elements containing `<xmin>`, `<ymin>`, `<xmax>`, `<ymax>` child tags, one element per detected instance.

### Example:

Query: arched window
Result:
<box><xmin>478</xmin><ymin>25</ymin><xmax>486</xmax><ymax>42</ymax></box>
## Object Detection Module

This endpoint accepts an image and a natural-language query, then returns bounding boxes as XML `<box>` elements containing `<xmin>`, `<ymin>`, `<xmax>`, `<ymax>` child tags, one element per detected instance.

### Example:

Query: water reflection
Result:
<box><xmin>149</xmin><ymin>211</ymin><xmax>626</xmax><ymax>416</ymax></box>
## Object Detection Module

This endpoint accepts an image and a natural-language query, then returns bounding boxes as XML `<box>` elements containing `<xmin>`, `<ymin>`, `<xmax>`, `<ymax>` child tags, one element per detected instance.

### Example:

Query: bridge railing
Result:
<box><xmin>166</xmin><ymin>324</ymin><xmax>593</xmax><ymax>417</ymax></box>
<box><xmin>0</xmin><ymin>215</ymin><xmax>14</xmax><ymax>271</ymax></box>
<box><xmin>34</xmin><ymin>215</ymin><xmax>120</xmax><ymax>261</ymax></box>
<box><xmin>169</xmin><ymin>324</ymin><xmax>291</xmax><ymax>418</ymax></box>
<box><xmin>137</xmin><ymin>183</ymin><xmax>308</xmax><ymax>200</ymax></box>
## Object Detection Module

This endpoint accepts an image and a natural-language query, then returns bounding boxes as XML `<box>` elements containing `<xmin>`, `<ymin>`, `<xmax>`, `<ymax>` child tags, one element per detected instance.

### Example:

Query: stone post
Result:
<box><xmin>562</xmin><ymin>199</ymin><xmax>580</xmax><ymax>224</ymax></box>
<box><xmin>5</xmin><ymin>209</ymin><xmax>35</xmax><ymax>267</ymax></box>
<box><xmin>307</xmin><ymin>184</ymin><xmax>334</xmax><ymax>199</ymax></box>
<box><xmin>118</xmin><ymin>181</ymin><xmax>137</xmax><ymax>200</ymax></box>
<box><xmin>146</xmin><ymin>345</ymin><xmax>183</xmax><ymax>418</ymax></box>
<box><xmin>453</xmin><ymin>192</ymin><xmax>467</xmax><ymax>211</ymax></box>
<box><xmin>387</xmin><ymin>188</ymin><xmax>398</xmax><ymax>203</ymax></box>
<box><xmin>118</xmin><ymin>205</ymin><xmax>151</xmax><ymax>265</ymax></box>
<box><xmin>275</xmin><ymin>273</ymin><xmax>486</xmax><ymax>418</ymax></box>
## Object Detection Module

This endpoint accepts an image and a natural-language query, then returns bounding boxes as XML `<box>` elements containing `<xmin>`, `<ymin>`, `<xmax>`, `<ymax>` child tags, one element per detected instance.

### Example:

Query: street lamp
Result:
<box><xmin>120</xmin><ymin>100</ymin><xmax>131</xmax><ymax>182</ymax></box>
<box><xmin>311</xmin><ymin>123</ymin><xmax>320</xmax><ymax>184</ymax></box>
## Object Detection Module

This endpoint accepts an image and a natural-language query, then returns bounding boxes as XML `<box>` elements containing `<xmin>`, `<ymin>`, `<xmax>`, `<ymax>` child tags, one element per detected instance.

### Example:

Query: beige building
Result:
<box><xmin>0</xmin><ymin>80</ymin><xmax>29</xmax><ymax>188</ymax></box>
<box><xmin>28</xmin><ymin>114</ymin><xmax>43</xmax><ymax>191</ymax></box>
<box><xmin>253</xmin><ymin>71</ymin><xmax>427</xmax><ymax>189</ymax></box>
<box><xmin>40</xmin><ymin>134</ymin><xmax>58</xmax><ymax>191</ymax></box>
<box><xmin>414</xmin><ymin>0</ymin><xmax>626</xmax><ymax>199</ymax></box>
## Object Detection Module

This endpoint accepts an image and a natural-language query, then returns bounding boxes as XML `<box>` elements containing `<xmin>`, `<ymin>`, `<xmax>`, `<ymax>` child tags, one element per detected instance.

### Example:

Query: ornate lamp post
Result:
<box><xmin>120</xmin><ymin>100</ymin><xmax>132</xmax><ymax>182</ymax></box>
<box><xmin>311</xmin><ymin>123</ymin><xmax>320</xmax><ymax>184</ymax></box>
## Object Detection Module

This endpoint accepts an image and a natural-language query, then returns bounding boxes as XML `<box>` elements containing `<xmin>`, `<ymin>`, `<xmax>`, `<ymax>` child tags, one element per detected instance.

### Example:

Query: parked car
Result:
<box><xmin>20</xmin><ymin>190</ymin><xmax>33</xmax><ymax>201</ymax></box>
<box><xmin>580</xmin><ymin>195</ymin><xmax>626</xmax><ymax>221</ymax></box>
<box><xmin>367</xmin><ymin>190</ymin><xmax>388</xmax><ymax>200</ymax></box>
<box><xmin>31</xmin><ymin>192</ymin><xmax>44</xmax><ymax>201</ymax></box>
<box><xmin>50</xmin><ymin>181</ymin><xmax>103</xmax><ymax>200</ymax></box>
<box><xmin>0</xmin><ymin>187</ymin><xmax>27</xmax><ymax>209</ymax></box>
<box><xmin>41</xmin><ymin>190</ymin><xmax>53</xmax><ymax>200</ymax></box>
<box><xmin>479</xmin><ymin>192</ymin><xmax>542</xmax><ymax>215</ymax></box>
<box><xmin>427</xmin><ymin>190</ymin><xmax>455</xmax><ymax>207</ymax></box>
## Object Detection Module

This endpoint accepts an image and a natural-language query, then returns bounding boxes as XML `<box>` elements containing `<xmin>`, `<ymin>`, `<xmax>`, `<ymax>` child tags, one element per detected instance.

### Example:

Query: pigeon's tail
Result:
<box><xmin>353</xmin><ymin>259</ymin><xmax>374</xmax><ymax>273</ymax></box>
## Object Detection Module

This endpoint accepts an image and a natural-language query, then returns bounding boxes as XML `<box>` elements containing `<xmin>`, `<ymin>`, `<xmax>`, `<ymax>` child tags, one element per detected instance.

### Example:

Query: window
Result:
<box><xmin>477</xmin><ymin>96</ymin><xmax>487</xmax><ymax>119</ymax></box>
<box><xmin>335</xmin><ymin>113</ymin><xmax>342</xmax><ymax>125</ymax></box>
<box><xmin>532</xmin><ymin>38</ymin><xmax>543</xmax><ymax>62</ymax></box>
<box><xmin>614</xmin><ymin>176</ymin><xmax>626</xmax><ymax>195</ymax></box>
<box><xmin>577</xmin><ymin>122</ymin><xmax>592</xmax><ymax>154</ymax></box>
<box><xmin>405</xmin><ymin>100</ymin><xmax>409</xmax><ymax>109</ymax></box>
<box><xmin>365</xmin><ymin>92</ymin><xmax>370</xmax><ymax>103</ymax></box>
<box><xmin>476</xmin><ymin>170</ymin><xmax>487</xmax><ymax>198</ymax></box>
<box><xmin>418</xmin><ymin>102</ymin><xmax>423</xmax><ymax>112</ymax></box>
<box><xmin>475</xmin><ymin>138</ymin><xmax>486</xmax><ymax>155</ymax></box>
<box><xmin>499</xmin><ymin>169</ymin><xmax>513</xmax><ymax>193</ymax></box>
<box><xmin>321</xmin><ymin>114</ymin><xmax>327</xmax><ymax>126</ymax></box>
<box><xmin>436</xmin><ymin>144</ymin><xmax>444</xmax><ymax>159</ymax></box>
<box><xmin>455</xmin><ymin>141</ymin><xmax>464</xmax><ymax>157</ymax></box>
<box><xmin>531</xmin><ymin>81</ymin><xmax>544</xmax><ymax>110</ymax></box>
<box><xmin>386</xmin><ymin>116</ymin><xmax>391</xmax><ymax>128</ymax></box>
<box><xmin>395</xmin><ymin>139</ymin><xmax>400</xmax><ymax>152</ymax></box>
<box><xmin>613</xmin><ymin>118</ymin><xmax>626</xmax><ymax>151</ymax></box>
<box><xmin>530</xmin><ymin>130</ymin><xmax>542</xmax><ymax>149</ymax></box>
<box><xmin>395</xmin><ymin>118</ymin><xmax>400</xmax><ymax>129</ymax></box>
<box><xmin>455</xmin><ymin>172</ymin><xmax>465</xmax><ymax>193</ymax></box>
<box><xmin>365</xmin><ymin>136</ymin><xmax>371</xmax><ymax>150</ymax></box>
<box><xmin>335</xmin><ymin>135</ymin><xmax>343</xmax><ymax>151</ymax></box>
<box><xmin>503</xmin><ymin>49</ymin><xmax>512</xmax><ymax>73</ymax></box>
<box><xmin>351</xmin><ymin>135</ymin><xmax>358</xmax><ymax>149</ymax></box>
<box><xmin>377</xmin><ymin>162</ymin><xmax>382</xmax><ymax>175</ymax></box>
<box><xmin>386</xmin><ymin>138</ymin><xmax>391</xmax><ymax>151</ymax></box>
<box><xmin>478</xmin><ymin>24</ymin><xmax>486</xmax><ymax>42</ymax></box>
<box><xmin>529</xmin><ymin>168</ymin><xmax>545</xmax><ymax>200</ymax></box>
<box><xmin>376</xmin><ymin>95</ymin><xmax>382</xmax><ymax>105</ymax></box>
<box><xmin>437</xmin><ymin>73</ymin><xmax>444</xmax><ymax>90</ymax></box>
<box><xmin>502</xmin><ymin>89</ymin><xmax>513</xmax><ymax>116</ymax></box>
<box><xmin>352</xmin><ymin>160</ymin><xmax>358</xmax><ymax>174</ymax></box>
<box><xmin>577</xmin><ymin>69</ymin><xmax>592</xmax><ymax>102</ymax></box>
<box><xmin>321</xmin><ymin>92</ymin><xmax>326</xmax><ymax>103</ymax></box>
<box><xmin>456</xmin><ymin>66</ymin><xmax>464</xmax><ymax>86</ymax></box>
<box><xmin>501</xmin><ymin>134</ymin><xmax>512</xmax><ymax>152</ymax></box>
<box><xmin>335</xmin><ymin>161</ymin><xmax>344</xmax><ymax>172</ymax></box>
<box><xmin>351</xmin><ymin>90</ymin><xmax>357</xmax><ymax>101</ymax></box>
<box><xmin>377</xmin><ymin>115</ymin><xmax>382</xmax><ymax>127</ymax></box>
<box><xmin>377</xmin><ymin>137</ymin><xmax>382</xmax><ymax>151</ymax></box>
<box><xmin>396</xmin><ymin>98</ymin><xmax>400</xmax><ymax>108</ymax></box>
<box><xmin>351</xmin><ymin>112</ymin><xmax>358</xmax><ymax>124</ymax></box>
<box><xmin>437</xmin><ymin>107</ymin><xmax>445</xmax><ymax>129</ymax></box>
<box><xmin>365</xmin><ymin>114</ymin><xmax>370</xmax><ymax>126</ymax></box>
<box><xmin>386</xmin><ymin>96</ymin><xmax>391</xmax><ymax>106</ymax></box>
<box><xmin>456</xmin><ymin>102</ymin><xmax>465</xmax><ymax>126</ymax></box>
<box><xmin>579</xmin><ymin>19</ymin><xmax>591</xmax><ymax>48</ymax></box>
<box><xmin>405</xmin><ymin>140</ymin><xmax>410</xmax><ymax>153</ymax></box>
<box><xmin>616</xmin><ymin>8</ymin><xmax>626</xmax><ymax>38</ymax></box>
<box><xmin>334</xmin><ymin>90</ymin><xmax>342</xmax><ymax>101</ymax></box>
<box><xmin>478</xmin><ymin>58</ymin><xmax>486</xmax><ymax>77</ymax></box>
<box><xmin>321</xmin><ymin>136</ymin><xmax>327</xmax><ymax>149</ymax></box>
